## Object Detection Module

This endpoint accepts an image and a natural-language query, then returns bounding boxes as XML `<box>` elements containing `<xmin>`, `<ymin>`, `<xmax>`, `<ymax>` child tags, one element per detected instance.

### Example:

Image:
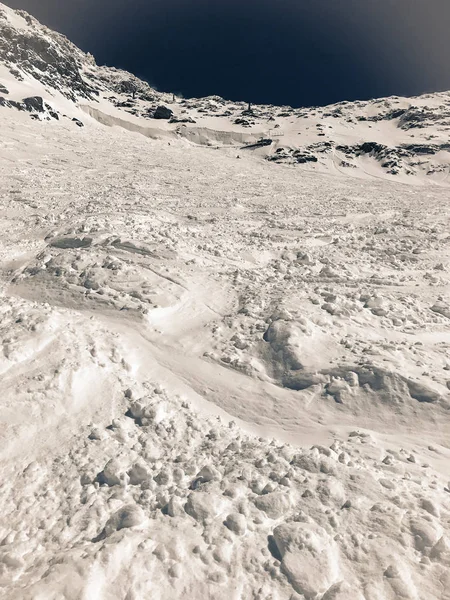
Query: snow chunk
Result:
<box><xmin>185</xmin><ymin>491</ymin><xmax>226</xmax><ymax>522</ymax></box>
<box><xmin>103</xmin><ymin>504</ymin><xmax>145</xmax><ymax>537</ymax></box>
<box><xmin>224</xmin><ymin>512</ymin><xmax>247</xmax><ymax>535</ymax></box>
<box><xmin>273</xmin><ymin>522</ymin><xmax>340</xmax><ymax>598</ymax></box>
<box><xmin>254</xmin><ymin>491</ymin><xmax>292</xmax><ymax>519</ymax></box>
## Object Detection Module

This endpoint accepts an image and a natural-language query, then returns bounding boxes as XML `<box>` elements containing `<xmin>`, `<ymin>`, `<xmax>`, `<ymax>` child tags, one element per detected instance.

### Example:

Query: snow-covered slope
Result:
<box><xmin>1</xmin><ymin>4</ymin><xmax>450</xmax><ymax>600</ymax></box>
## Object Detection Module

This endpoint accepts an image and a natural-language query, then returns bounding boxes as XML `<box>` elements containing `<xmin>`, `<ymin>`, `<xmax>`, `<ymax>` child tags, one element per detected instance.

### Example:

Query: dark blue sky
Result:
<box><xmin>4</xmin><ymin>0</ymin><xmax>450</xmax><ymax>107</ymax></box>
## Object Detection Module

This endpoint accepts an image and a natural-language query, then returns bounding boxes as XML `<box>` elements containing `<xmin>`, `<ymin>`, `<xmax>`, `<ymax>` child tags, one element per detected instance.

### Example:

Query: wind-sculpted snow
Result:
<box><xmin>4</xmin><ymin>376</ymin><xmax>450</xmax><ymax>600</ymax></box>
<box><xmin>0</xmin><ymin>3</ymin><xmax>450</xmax><ymax>599</ymax></box>
<box><xmin>0</xmin><ymin>100</ymin><xmax>450</xmax><ymax>599</ymax></box>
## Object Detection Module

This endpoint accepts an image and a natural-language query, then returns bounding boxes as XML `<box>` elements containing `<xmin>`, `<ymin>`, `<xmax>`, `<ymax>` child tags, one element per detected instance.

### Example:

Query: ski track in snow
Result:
<box><xmin>1</xmin><ymin>4</ymin><xmax>450</xmax><ymax>600</ymax></box>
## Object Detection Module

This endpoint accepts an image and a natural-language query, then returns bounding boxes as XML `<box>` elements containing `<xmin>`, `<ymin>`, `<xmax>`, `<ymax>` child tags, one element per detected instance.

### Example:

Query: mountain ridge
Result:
<box><xmin>1</xmin><ymin>2</ymin><xmax>450</xmax><ymax>185</ymax></box>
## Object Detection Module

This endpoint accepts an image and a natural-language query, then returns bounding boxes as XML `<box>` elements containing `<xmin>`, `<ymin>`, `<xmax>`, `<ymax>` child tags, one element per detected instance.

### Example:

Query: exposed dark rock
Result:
<box><xmin>117</xmin><ymin>79</ymin><xmax>139</xmax><ymax>97</ymax></box>
<box><xmin>385</xmin><ymin>108</ymin><xmax>407</xmax><ymax>120</ymax></box>
<box><xmin>234</xmin><ymin>117</ymin><xmax>253</xmax><ymax>127</ymax></box>
<box><xmin>116</xmin><ymin>100</ymin><xmax>135</xmax><ymax>108</ymax></box>
<box><xmin>50</xmin><ymin>236</ymin><xmax>92</xmax><ymax>249</ymax></box>
<box><xmin>139</xmin><ymin>91</ymin><xmax>156</xmax><ymax>102</ymax></box>
<box><xmin>0</xmin><ymin>12</ymin><xmax>98</xmax><ymax>101</ymax></box>
<box><xmin>241</xmin><ymin>138</ymin><xmax>273</xmax><ymax>150</ymax></box>
<box><xmin>0</xmin><ymin>83</ymin><xmax>9</xmax><ymax>94</ymax></box>
<box><xmin>295</xmin><ymin>154</ymin><xmax>318</xmax><ymax>164</ymax></box>
<box><xmin>169</xmin><ymin>116</ymin><xmax>196</xmax><ymax>124</ymax></box>
<box><xmin>23</xmin><ymin>96</ymin><xmax>45</xmax><ymax>112</ymax></box>
<box><xmin>9</xmin><ymin>99</ymin><xmax>24</xmax><ymax>110</ymax></box>
<box><xmin>358</xmin><ymin>141</ymin><xmax>386</xmax><ymax>155</ymax></box>
<box><xmin>0</xmin><ymin>93</ymin><xmax>61</xmax><ymax>120</ymax></box>
<box><xmin>152</xmin><ymin>105</ymin><xmax>173</xmax><ymax>120</ymax></box>
<box><xmin>8</xmin><ymin>67</ymin><xmax>23</xmax><ymax>81</ymax></box>
<box><xmin>402</xmin><ymin>144</ymin><xmax>438</xmax><ymax>155</ymax></box>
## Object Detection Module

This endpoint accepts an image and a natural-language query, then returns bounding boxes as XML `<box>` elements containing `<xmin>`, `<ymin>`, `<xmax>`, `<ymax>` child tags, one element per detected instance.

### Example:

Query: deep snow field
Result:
<box><xmin>1</xmin><ymin>4</ymin><xmax>450</xmax><ymax>600</ymax></box>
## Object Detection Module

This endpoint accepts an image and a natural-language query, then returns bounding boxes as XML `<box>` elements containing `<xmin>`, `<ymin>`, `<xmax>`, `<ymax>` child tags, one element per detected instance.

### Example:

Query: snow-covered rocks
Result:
<box><xmin>195</xmin><ymin>464</ymin><xmax>222</xmax><ymax>483</ymax></box>
<box><xmin>99</xmin><ymin>458</ymin><xmax>129</xmax><ymax>487</ymax></box>
<box><xmin>102</xmin><ymin>504</ymin><xmax>146</xmax><ymax>537</ymax></box>
<box><xmin>254</xmin><ymin>491</ymin><xmax>292</xmax><ymax>519</ymax></box>
<box><xmin>224</xmin><ymin>512</ymin><xmax>247</xmax><ymax>535</ymax></box>
<box><xmin>128</xmin><ymin>461</ymin><xmax>153</xmax><ymax>485</ymax></box>
<box><xmin>273</xmin><ymin>522</ymin><xmax>340</xmax><ymax>598</ymax></box>
<box><xmin>410</xmin><ymin>517</ymin><xmax>442</xmax><ymax>552</ymax></box>
<box><xmin>185</xmin><ymin>491</ymin><xmax>227</xmax><ymax>523</ymax></box>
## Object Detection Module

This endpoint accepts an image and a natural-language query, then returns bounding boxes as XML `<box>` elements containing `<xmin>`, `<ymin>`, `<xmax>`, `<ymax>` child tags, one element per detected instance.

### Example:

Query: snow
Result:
<box><xmin>0</xmin><ymin>3</ymin><xmax>30</xmax><ymax>32</ymax></box>
<box><xmin>0</xmin><ymin>2</ymin><xmax>450</xmax><ymax>599</ymax></box>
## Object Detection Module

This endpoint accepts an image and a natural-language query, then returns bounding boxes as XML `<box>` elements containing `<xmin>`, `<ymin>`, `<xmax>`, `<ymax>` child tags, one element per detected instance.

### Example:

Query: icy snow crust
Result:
<box><xmin>1</xmin><ymin>3</ymin><xmax>450</xmax><ymax>600</ymax></box>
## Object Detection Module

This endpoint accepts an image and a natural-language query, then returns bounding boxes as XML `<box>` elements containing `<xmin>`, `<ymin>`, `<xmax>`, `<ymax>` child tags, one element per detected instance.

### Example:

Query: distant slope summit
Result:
<box><xmin>1</xmin><ymin>2</ymin><xmax>450</xmax><ymax>185</ymax></box>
